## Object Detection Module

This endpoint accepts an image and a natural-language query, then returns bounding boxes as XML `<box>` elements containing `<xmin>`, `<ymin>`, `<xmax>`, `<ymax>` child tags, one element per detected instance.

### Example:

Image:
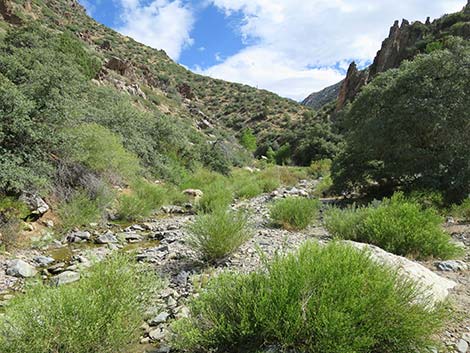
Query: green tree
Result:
<box><xmin>332</xmin><ymin>40</ymin><xmax>470</xmax><ymax>201</ymax></box>
<box><xmin>239</xmin><ymin>128</ymin><xmax>257</xmax><ymax>152</ymax></box>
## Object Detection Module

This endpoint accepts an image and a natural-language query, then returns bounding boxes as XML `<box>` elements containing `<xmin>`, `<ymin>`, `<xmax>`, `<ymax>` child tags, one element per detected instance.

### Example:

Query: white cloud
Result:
<box><xmin>117</xmin><ymin>0</ymin><xmax>194</xmax><ymax>60</ymax></box>
<box><xmin>198</xmin><ymin>0</ymin><xmax>465</xmax><ymax>100</ymax></box>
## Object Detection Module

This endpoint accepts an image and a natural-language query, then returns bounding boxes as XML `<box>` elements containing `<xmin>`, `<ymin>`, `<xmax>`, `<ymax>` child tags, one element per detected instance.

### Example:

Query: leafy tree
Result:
<box><xmin>332</xmin><ymin>40</ymin><xmax>470</xmax><ymax>202</ymax></box>
<box><xmin>275</xmin><ymin>143</ymin><xmax>292</xmax><ymax>165</ymax></box>
<box><xmin>239</xmin><ymin>128</ymin><xmax>257</xmax><ymax>152</ymax></box>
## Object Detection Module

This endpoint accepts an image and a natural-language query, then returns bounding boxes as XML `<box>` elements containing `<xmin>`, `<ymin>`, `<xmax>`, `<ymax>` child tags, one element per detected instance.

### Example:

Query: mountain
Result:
<box><xmin>302</xmin><ymin>0</ymin><xmax>470</xmax><ymax>110</ymax></box>
<box><xmin>0</xmin><ymin>0</ymin><xmax>311</xmax><ymax>194</ymax></box>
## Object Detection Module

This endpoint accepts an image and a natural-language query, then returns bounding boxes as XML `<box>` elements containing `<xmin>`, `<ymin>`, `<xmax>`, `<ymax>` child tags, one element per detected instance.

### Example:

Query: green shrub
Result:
<box><xmin>450</xmin><ymin>198</ymin><xmax>470</xmax><ymax>222</ymax></box>
<box><xmin>58</xmin><ymin>189</ymin><xmax>112</xmax><ymax>232</ymax></box>
<box><xmin>64</xmin><ymin>123</ymin><xmax>141</xmax><ymax>182</ymax></box>
<box><xmin>116</xmin><ymin>179</ymin><xmax>166</xmax><ymax>221</ymax></box>
<box><xmin>239</xmin><ymin>128</ymin><xmax>257</xmax><ymax>152</ymax></box>
<box><xmin>187</xmin><ymin>209</ymin><xmax>252</xmax><ymax>261</ymax></box>
<box><xmin>309</xmin><ymin>159</ymin><xmax>332</xmax><ymax>178</ymax></box>
<box><xmin>324</xmin><ymin>193</ymin><xmax>462</xmax><ymax>259</ymax></box>
<box><xmin>198</xmin><ymin>181</ymin><xmax>233</xmax><ymax>214</ymax></box>
<box><xmin>313</xmin><ymin>175</ymin><xmax>333</xmax><ymax>198</ymax></box>
<box><xmin>270</xmin><ymin>197</ymin><xmax>321</xmax><ymax>230</ymax></box>
<box><xmin>171</xmin><ymin>242</ymin><xmax>446</xmax><ymax>353</ymax></box>
<box><xmin>0</xmin><ymin>254</ymin><xmax>160</xmax><ymax>353</ymax></box>
<box><xmin>407</xmin><ymin>190</ymin><xmax>446</xmax><ymax>211</ymax></box>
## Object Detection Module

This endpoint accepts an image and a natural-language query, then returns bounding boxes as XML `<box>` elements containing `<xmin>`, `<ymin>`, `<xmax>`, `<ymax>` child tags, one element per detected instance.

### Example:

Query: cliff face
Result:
<box><xmin>301</xmin><ymin>81</ymin><xmax>342</xmax><ymax>110</ymax></box>
<box><xmin>336</xmin><ymin>19</ymin><xmax>428</xmax><ymax>110</ymax></box>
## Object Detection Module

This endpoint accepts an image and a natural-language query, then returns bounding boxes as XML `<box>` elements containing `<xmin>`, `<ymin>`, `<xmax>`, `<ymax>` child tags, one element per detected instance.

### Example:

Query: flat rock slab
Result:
<box><xmin>345</xmin><ymin>241</ymin><xmax>457</xmax><ymax>304</ymax></box>
<box><xmin>51</xmin><ymin>271</ymin><xmax>80</xmax><ymax>286</ymax></box>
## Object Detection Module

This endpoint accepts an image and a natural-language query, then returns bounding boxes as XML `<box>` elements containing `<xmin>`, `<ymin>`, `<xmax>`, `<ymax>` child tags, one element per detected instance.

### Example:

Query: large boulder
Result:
<box><xmin>6</xmin><ymin>259</ymin><xmax>37</xmax><ymax>278</ymax></box>
<box><xmin>51</xmin><ymin>271</ymin><xmax>80</xmax><ymax>286</ymax></box>
<box><xmin>345</xmin><ymin>241</ymin><xmax>457</xmax><ymax>304</ymax></box>
<box><xmin>19</xmin><ymin>193</ymin><xmax>49</xmax><ymax>216</ymax></box>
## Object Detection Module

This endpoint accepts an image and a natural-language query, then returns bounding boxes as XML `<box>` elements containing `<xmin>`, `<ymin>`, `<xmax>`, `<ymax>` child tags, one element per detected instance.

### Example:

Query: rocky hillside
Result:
<box><xmin>302</xmin><ymin>1</ymin><xmax>470</xmax><ymax>110</ymax></box>
<box><xmin>0</xmin><ymin>0</ymin><xmax>307</xmax><ymax>143</ymax></box>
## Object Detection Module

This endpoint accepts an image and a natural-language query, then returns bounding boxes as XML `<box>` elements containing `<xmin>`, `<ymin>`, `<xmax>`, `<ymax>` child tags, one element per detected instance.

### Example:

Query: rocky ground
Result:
<box><xmin>0</xmin><ymin>180</ymin><xmax>469</xmax><ymax>353</ymax></box>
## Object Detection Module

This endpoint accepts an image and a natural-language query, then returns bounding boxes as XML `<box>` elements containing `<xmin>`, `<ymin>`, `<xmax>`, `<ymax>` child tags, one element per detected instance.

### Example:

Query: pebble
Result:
<box><xmin>456</xmin><ymin>339</ymin><xmax>469</xmax><ymax>353</ymax></box>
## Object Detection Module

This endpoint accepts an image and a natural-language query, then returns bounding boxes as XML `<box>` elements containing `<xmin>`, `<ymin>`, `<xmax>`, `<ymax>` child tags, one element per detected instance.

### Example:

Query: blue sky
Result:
<box><xmin>80</xmin><ymin>0</ymin><xmax>466</xmax><ymax>100</ymax></box>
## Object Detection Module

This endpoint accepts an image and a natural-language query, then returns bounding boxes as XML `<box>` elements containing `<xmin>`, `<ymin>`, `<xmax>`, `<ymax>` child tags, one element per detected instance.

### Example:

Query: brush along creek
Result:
<box><xmin>0</xmin><ymin>179</ymin><xmax>469</xmax><ymax>353</ymax></box>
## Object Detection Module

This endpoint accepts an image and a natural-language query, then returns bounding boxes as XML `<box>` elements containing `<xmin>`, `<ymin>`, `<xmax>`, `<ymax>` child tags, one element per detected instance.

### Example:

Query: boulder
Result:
<box><xmin>6</xmin><ymin>259</ymin><xmax>37</xmax><ymax>278</ymax></box>
<box><xmin>95</xmin><ymin>231</ymin><xmax>118</xmax><ymax>244</ymax></box>
<box><xmin>345</xmin><ymin>241</ymin><xmax>457</xmax><ymax>304</ymax></box>
<box><xmin>66</xmin><ymin>230</ymin><xmax>91</xmax><ymax>243</ymax></box>
<box><xmin>51</xmin><ymin>271</ymin><xmax>80</xmax><ymax>286</ymax></box>
<box><xmin>435</xmin><ymin>260</ymin><xmax>468</xmax><ymax>272</ymax></box>
<box><xmin>33</xmin><ymin>255</ymin><xmax>55</xmax><ymax>267</ymax></box>
<box><xmin>19</xmin><ymin>193</ymin><xmax>49</xmax><ymax>216</ymax></box>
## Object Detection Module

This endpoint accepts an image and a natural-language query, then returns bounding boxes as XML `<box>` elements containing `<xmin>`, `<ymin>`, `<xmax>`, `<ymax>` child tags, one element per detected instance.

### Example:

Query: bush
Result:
<box><xmin>312</xmin><ymin>175</ymin><xmax>333</xmax><ymax>198</ymax></box>
<box><xmin>0</xmin><ymin>254</ymin><xmax>160</xmax><ymax>353</ymax></box>
<box><xmin>309</xmin><ymin>159</ymin><xmax>332</xmax><ymax>178</ymax></box>
<box><xmin>270</xmin><ymin>197</ymin><xmax>321</xmax><ymax>230</ymax></box>
<box><xmin>324</xmin><ymin>193</ymin><xmax>462</xmax><ymax>259</ymax></box>
<box><xmin>116</xmin><ymin>179</ymin><xmax>166</xmax><ymax>221</ymax></box>
<box><xmin>332</xmin><ymin>43</ymin><xmax>470</xmax><ymax>202</ymax></box>
<box><xmin>239</xmin><ymin>128</ymin><xmax>257</xmax><ymax>152</ymax></box>
<box><xmin>64</xmin><ymin>123</ymin><xmax>141</xmax><ymax>183</ymax></box>
<box><xmin>171</xmin><ymin>242</ymin><xmax>446</xmax><ymax>353</ymax></box>
<box><xmin>186</xmin><ymin>209</ymin><xmax>252</xmax><ymax>261</ymax></box>
<box><xmin>58</xmin><ymin>188</ymin><xmax>113</xmax><ymax>232</ymax></box>
<box><xmin>450</xmin><ymin>198</ymin><xmax>470</xmax><ymax>222</ymax></box>
<box><xmin>197</xmin><ymin>181</ymin><xmax>233</xmax><ymax>214</ymax></box>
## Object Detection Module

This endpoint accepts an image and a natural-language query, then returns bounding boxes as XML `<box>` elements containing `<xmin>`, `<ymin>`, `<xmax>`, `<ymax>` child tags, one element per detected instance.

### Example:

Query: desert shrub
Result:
<box><xmin>64</xmin><ymin>123</ymin><xmax>141</xmax><ymax>183</ymax></box>
<box><xmin>186</xmin><ymin>209</ymin><xmax>252</xmax><ymax>261</ymax></box>
<box><xmin>197</xmin><ymin>181</ymin><xmax>233</xmax><ymax>214</ymax></box>
<box><xmin>270</xmin><ymin>197</ymin><xmax>321</xmax><ymax>230</ymax></box>
<box><xmin>171</xmin><ymin>242</ymin><xmax>446</xmax><ymax>353</ymax></box>
<box><xmin>257</xmin><ymin>168</ymin><xmax>281</xmax><ymax>192</ymax></box>
<box><xmin>332</xmin><ymin>43</ymin><xmax>470</xmax><ymax>202</ymax></box>
<box><xmin>312</xmin><ymin>175</ymin><xmax>333</xmax><ymax>197</ymax></box>
<box><xmin>116</xmin><ymin>179</ymin><xmax>166</xmax><ymax>221</ymax></box>
<box><xmin>309</xmin><ymin>159</ymin><xmax>332</xmax><ymax>178</ymax></box>
<box><xmin>58</xmin><ymin>188</ymin><xmax>113</xmax><ymax>232</ymax></box>
<box><xmin>231</xmin><ymin>170</ymin><xmax>264</xmax><ymax>199</ymax></box>
<box><xmin>324</xmin><ymin>193</ymin><xmax>462</xmax><ymax>259</ymax></box>
<box><xmin>0</xmin><ymin>254</ymin><xmax>160</xmax><ymax>353</ymax></box>
<box><xmin>450</xmin><ymin>198</ymin><xmax>470</xmax><ymax>222</ymax></box>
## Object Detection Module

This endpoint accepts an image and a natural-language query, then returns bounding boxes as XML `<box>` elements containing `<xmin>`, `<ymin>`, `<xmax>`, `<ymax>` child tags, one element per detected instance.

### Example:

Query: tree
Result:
<box><xmin>239</xmin><ymin>128</ymin><xmax>257</xmax><ymax>152</ymax></box>
<box><xmin>332</xmin><ymin>40</ymin><xmax>470</xmax><ymax>201</ymax></box>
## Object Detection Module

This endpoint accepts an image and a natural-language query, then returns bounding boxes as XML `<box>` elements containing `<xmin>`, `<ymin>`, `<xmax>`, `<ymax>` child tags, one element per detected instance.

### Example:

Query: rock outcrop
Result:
<box><xmin>0</xmin><ymin>0</ymin><xmax>22</xmax><ymax>24</ymax></box>
<box><xmin>336</xmin><ymin>62</ymin><xmax>369</xmax><ymax>110</ymax></box>
<box><xmin>302</xmin><ymin>81</ymin><xmax>342</xmax><ymax>110</ymax></box>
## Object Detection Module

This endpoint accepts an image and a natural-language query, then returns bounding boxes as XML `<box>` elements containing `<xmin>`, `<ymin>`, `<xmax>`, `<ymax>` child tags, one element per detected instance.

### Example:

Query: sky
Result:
<box><xmin>79</xmin><ymin>0</ymin><xmax>466</xmax><ymax>101</ymax></box>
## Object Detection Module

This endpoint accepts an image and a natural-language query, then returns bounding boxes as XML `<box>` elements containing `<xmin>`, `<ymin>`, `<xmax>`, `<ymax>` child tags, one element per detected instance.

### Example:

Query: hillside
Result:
<box><xmin>302</xmin><ymin>1</ymin><xmax>470</xmax><ymax>110</ymax></box>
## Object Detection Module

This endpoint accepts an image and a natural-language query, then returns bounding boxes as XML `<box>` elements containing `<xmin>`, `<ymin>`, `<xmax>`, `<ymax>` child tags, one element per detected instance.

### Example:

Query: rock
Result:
<box><xmin>148</xmin><ymin>327</ymin><xmax>166</xmax><ymax>341</ymax></box>
<box><xmin>182</xmin><ymin>189</ymin><xmax>203</xmax><ymax>198</ymax></box>
<box><xmin>43</xmin><ymin>220</ymin><xmax>54</xmax><ymax>228</ymax></box>
<box><xmin>96</xmin><ymin>231</ymin><xmax>118</xmax><ymax>244</ymax></box>
<box><xmin>345</xmin><ymin>241</ymin><xmax>457</xmax><ymax>304</ymax></box>
<box><xmin>33</xmin><ymin>255</ymin><xmax>55</xmax><ymax>267</ymax></box>
<box><xmin>6</xmin><ymin>259</ymin><xmax>37</xmax><ymax>278</ymax></box>
<box><xmin>149</xmin><ymin>311</ymin><xmax>170</xmax><ymax>326</ymax></box>
<box><xmin>456</xmin><ymin>339</ymin><xmax>469</xmax><ymax>353</ymax></box>
<box><xmin>435</xmin><ymin>260</ymin><xmax>468</xmax><ymax>272</ymax></box>
<box><xmin>19</xmin><ymin>193</ymin><xmax>49</xmax><ymax>216</ymax></box>
<box><xmin>105</xmin><ymin>56</ymin><xmax>133</xmax><ymax>76</ymax></box>
<box><xmin>66</xmin><ymin>230</ymin><xmax>91</xmax><ymax>243</ymax></box>
<box><xmin>47</xmin><ymin>262</ymin><xmax>66</xmax><ymax>274</ymax></box>
<box><xmin>51</xmin><ymin>271</ymin><xmax>80</xmax><ymax>286</ymax></box>
<box><xmin>122</xmin><ymin>232</ymin><xmax>143</xmax><ymax>242</ymax></box>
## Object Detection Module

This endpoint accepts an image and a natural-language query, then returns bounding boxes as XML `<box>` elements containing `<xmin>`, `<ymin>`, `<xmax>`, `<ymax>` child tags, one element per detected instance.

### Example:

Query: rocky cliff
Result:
<box><xmin>303</xmin><ymin>1</ymin><xmax>470</xmax><ymax>111</ymax></box>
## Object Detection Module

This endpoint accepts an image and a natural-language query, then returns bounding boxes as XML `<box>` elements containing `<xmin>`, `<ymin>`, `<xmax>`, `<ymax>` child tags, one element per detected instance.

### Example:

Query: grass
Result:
<box><xmin>270</xmin><ymin>197</ymin><xmax>321</xmax><ymax>230</ymax></box>
<box><xmin>0</xmin><ymin>254</ymin><xmax>160</xmax><ymax>353</ymax></box>
<box><xmin>116</xmin><ymin>179</ymin><xmax>166</xmax><ymax>221</ymax></box>
<box><xmin>197</xmin><ymin>181</ymin><xmax>233</xmax><ymax>214</ymax></box>
<box><xmin>186</xmin><ymin>209</ymin><xmax>252</xmax><ymax>261</ymax></box>
<box><xmin>171</xmin><ymin>242</ymin><xmax>446</xmax><ymax>353</ymax></box>
<box><xmin>323</xmin><ymin>193</ymin><xmax>463</xmax><ymax>259</ymax></box>
<box><xmin>309</xmin><ymin>159</ymin><xmax>332</xmax><ymax>178</ymax></box>
<box><xmin>58</xmin><ymin>189</ymin><xmax>112</xmax><ymax>232</ymax></box>
<box><xmin>450</xmin><ymin>198</ymin><xmax>470</xmax><ymax>222</ymax></box>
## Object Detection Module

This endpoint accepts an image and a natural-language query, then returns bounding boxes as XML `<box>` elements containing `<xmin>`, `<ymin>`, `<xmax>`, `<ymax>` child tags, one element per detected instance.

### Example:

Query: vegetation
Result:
<box><xmin>186</xmin><ymin>209</ymin><xmax>252</xmax><ymax>261</ymax></box>
<box><xmin>270</xmin><ymin>197</ymin><xmax>321</xmax><ymax>230</ymax></box>
<box><xmin>323</xmin><ymin>193</ymin><xmax>462</xmax><ymax>259</ymax></box>
<box><xmin>332</xmin><ymin>40</ymin><xmax>470</xmax><ymax>202</ymax></box>
<box><xmin>450</xmin><ymin>198</ymin><xmax>470</xmax><ymax>222</ymax></box>
<box><xmin>239</xmin><ymin>129</ymin><xmax>257</xmax><ymax>152</ymax></box>
<box><xmin>172</xmin><ymin>242</ymin><xmax>446</xmax><ymax>353</ymax></box>
<box><xmin>0</xmin><ymin>254</ymin><xmax>160</xmax><ymax>353</ymax></box>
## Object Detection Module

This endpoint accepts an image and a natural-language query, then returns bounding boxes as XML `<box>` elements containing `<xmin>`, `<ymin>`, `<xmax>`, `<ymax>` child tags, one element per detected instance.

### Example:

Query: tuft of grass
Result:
<box><xmin>270</xmin><ymin>197</ymin><xmax>321</xmax><ymax>230</ymax></box>
<box><xmin>58</xmin><ymin>188</ymin><xmax>113</xmax><ymax>232</ymax></box>
<box><xmin>450</xmin><ymin>198</ymin><xmax>470</xmax><ymax>222</ymax></box>
<box><xmin>116</xmin><ymin>179</ymin><xmax>166</xmax><ymax>221</ymax></box>
<box><xmin>0</xmin><ymin>254</ymin><xmax>160</xmax><ymax>353</ymax></box>
<box><xmin>324</xmin><ymin>193</ymin><xmax>463</xmax><ymax>260</ymax></box>
<box><xmin>186</xmin><ymin>209</ymin><xmax>252</xmax><ymax>261</ymax></box>
<box><xmin>171</xmin><ymin>242</ymin><xmax>446</xmax><ymax>353</ymax></box>
<box><xmin>197</xmin><ymin>181</ymin><xmax>233</xmax><ymax>214</ymax></box>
